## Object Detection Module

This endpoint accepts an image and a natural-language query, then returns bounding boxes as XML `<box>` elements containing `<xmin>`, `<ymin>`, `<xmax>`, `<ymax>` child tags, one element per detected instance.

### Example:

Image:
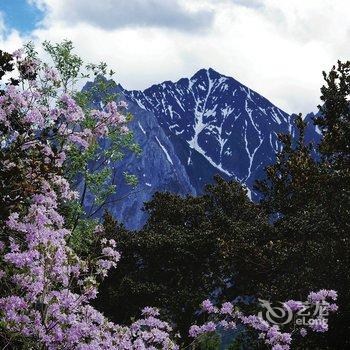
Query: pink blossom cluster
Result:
<box><xmin>1</xmin><ymin>155</ymin><xmax>166</xmax><ymax>348</ymax></box>
<box><xmin>0</xmin><ymin>48</ymin><xmax>176</xmax><ymax>349</ymax></box>
<box><xmin>0</xmin><ymin>62</ymin><xmax>128</xmax><ymax>155</ymax></box>
<box><xmin>189</xmin><ymin>291</ymin><xmax>338</xmax><ymax>350</ymax></box>
<box><xmin>0</xmin><ymin>292</ymin><xmax>177</xmax><ymax>349</ymax></box>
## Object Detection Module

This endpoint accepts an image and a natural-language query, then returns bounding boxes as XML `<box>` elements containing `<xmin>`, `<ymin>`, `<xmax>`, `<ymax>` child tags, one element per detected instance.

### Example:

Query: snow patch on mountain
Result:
<box><xmin>122</xmin><ymin>67</ymin><xmax>316</xmax><ymax>195</ymax></box>
<box><xmin>85</xmin><ymin>69</ymin><xmax>320</xmax><ymax>229</ymax></box>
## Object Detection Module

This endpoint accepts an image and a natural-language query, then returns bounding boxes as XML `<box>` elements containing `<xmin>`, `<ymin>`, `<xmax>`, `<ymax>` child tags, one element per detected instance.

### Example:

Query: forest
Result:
<box><xmin>0</xmin><ymin>41</ymin><xmax>348</xmax><ymax>349</ymax></box>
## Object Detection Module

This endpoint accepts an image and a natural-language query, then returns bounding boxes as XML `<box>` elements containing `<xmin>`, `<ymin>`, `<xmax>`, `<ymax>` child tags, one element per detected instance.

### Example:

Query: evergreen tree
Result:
<box><xmin>250</xmin><ymin>62</ymin><xmax>350</xmax><ymax>349</ymax></box>
<box><xmin>96</xmin><ymin>177</ymin><xmax>269</xmax><ymax>345</ymax></box>
<box><xmin>315</xmin><ymin>60</ymin><xmax>350</xmax><ymax>167</ymax></box>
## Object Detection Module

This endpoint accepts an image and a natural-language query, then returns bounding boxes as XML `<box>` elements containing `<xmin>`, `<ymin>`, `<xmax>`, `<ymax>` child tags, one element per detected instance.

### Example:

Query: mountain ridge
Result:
<box><xmin>122</xmin><ymin>68</ymin><xmax>292</xmax><ymax>183</ymax></box>
<box><xmin>86</xmin><ymin>69</ymin><xmax>320</xmax><ymax>229</ymax></box>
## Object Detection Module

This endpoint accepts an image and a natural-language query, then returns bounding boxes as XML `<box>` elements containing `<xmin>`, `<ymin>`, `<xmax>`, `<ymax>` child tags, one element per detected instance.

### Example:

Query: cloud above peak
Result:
<box><xmin>35</xmin><ymin>0</ymin><xmax>214</xmax><ymax>32</ymax></box>
<box><xmin>3</xmin><ymin>0</ymin><xmax>350</xmax><ymax>114</ymax></box>
<box><xmin>229</xmin><ymin>0</ymin><xmax>264</xmax><ymax>9</ymax></box>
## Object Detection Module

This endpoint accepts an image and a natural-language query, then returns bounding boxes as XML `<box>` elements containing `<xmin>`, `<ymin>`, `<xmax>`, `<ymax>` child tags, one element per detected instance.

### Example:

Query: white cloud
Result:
<box><xmin>30</xmin><ymin>0</ymin><xmax>214</xmax><ymax>32</ymax></box>
<box><xmin>229</xmin><ymin>0</ymin><xmax>264</xmax><ymax>9</ymax></box>
<box><xmin>0</xmin><ymin>12</ymin><xmax>24</xmax><ymax>53</ymax></box>
<box><xmin>6</xmin><ymin>0</ymin><xmax>350</xmax><ymax>113</ymax></box>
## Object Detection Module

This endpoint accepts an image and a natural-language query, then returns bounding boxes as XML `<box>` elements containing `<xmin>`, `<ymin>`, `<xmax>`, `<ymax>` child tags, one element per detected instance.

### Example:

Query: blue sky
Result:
<box><xmin>0</xmin><ymin>0</ymin><xmax>44</xmax><ymax>34</ymax></box>
<box><xmin>0</xmin><ymin>0</ymin><xmax>349</xmax><ymax>114</ymax></box>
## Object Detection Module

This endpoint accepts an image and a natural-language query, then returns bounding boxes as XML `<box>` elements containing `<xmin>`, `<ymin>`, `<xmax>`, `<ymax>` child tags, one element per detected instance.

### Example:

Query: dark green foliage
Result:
<box><xmin>315</xmin><ymin>60</ymin><xmax>350</xmax><ymax>167</ymax></box>
<box><xmin>96</xmin><ymin>178</ymin><xmax>269</xmax><ymax>345</ymax></box>
<box><xmin>250</xmin><ymin>62</ymin><xmax>350</xmax><ymax>349</ymax></box>
<box><xmin>0</xmin><ymin>50</ymin><xmax>14</xmax><ymax>81</ymax></box>
<box><xmin>255</xmin><ymin>115</ymin><xmax>320</xmax><ymax>215</ymax></box>
<box><xmin>195</xmin><ymin>333</ymin><xmax>221</xmax><ymax>350</ymax></box>
<box><xmin>97</xmin><ymin>192</ymin><xmax>226</xmax><ymax>344</ymax></box>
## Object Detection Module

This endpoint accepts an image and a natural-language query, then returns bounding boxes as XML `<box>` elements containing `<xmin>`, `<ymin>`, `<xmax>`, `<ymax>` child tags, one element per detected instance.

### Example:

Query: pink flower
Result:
<box><xmin>68</xmin><ymin>134</ymin><xmax>89</xmax><ymax>149</ymax></box>
<box><xmin>12</xmin><ymin>49</ymin><xmax>23</xmax><ymax>59</ymax></box>
<box><xmin>283</xmin><ymin>300</ymin><xmax>304</xmax><ymax>312</ymax></box>
<box><xmin>300</xmin><ymin>328</ymin><xmax>307</xmax><ymax>337</ymax></box>
<box><xmin>221</xmin><ymin>302</ymin><xmax>233</xmax><ymax>314</ymax></box>
<box><xmin>202</xmin><ymin>299</ymin><xmax>216</xmax><ymax>313</ymax></box>
<box><xmin>141</xmin><ymin>307</ymin><xmax>160</xmax><ymax>317</ymax></box>
<box><xmin>118</xmin><ymin>100</ymin><xmax>128</xmax><ymax>108</ymax></box>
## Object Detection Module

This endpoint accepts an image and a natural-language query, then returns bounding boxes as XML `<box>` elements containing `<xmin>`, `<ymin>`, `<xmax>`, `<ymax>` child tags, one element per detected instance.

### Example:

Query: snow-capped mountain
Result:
<box><xmin>123</xmin><ymin>68</ymin><xmax>295</xmax><ymax>189</ymax></box>
<box><xmin>85</xmin><ymin>68</ymin><xmax>319</xmax><ymax>229</ymax></box>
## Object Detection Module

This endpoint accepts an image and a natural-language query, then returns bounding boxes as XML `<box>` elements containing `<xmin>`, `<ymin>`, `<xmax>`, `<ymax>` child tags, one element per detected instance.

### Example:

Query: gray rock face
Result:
<box><xmin>99</xmin><ymin>93</ymin><xmax>197</xmax><ymax>230</ymax></box>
